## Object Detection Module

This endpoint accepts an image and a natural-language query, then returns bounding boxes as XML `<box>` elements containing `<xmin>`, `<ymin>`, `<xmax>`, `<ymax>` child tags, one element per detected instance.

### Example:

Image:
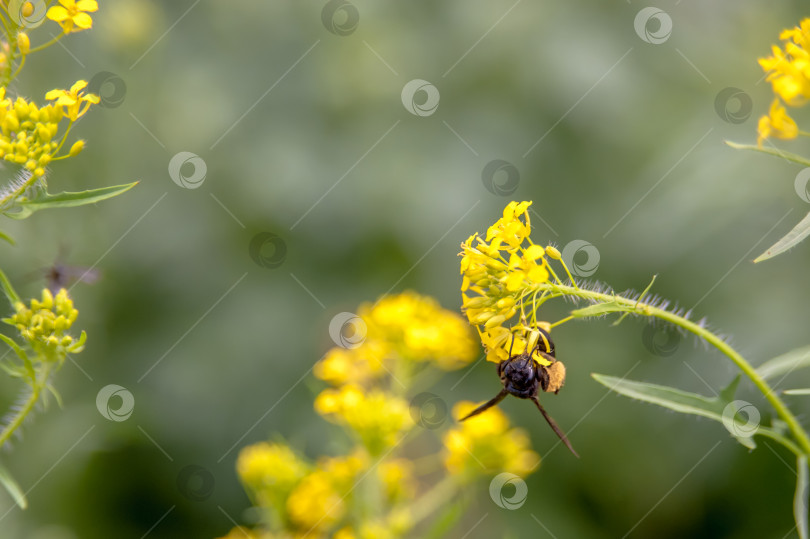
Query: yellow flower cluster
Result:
<box><xmin>4</xmin><ymin>288</ymin><xmax>85</xmax><ymax>359</ymax></box>
<box><xmin>233</xmin><ymin>441</ymin><xmax>411</xmax><ymax>539</ymax></box>
<box><xmin>443</xmin><ymin>401</ymin><xmax>539</xmax><ymax>480</ymax></box>
<box><xmin>314</xmin><ymin>291</ymin><xmax>477</xmax><ymax>387</ymax></box>
<box><xmin>315</xmin><ymin>384</ymin><xmax>412</xmax><ymax>456</ymax></box>
<box><xmin>460</xmin><ymin>201</ymin><xmax>561</xmax><ymax>363</ymax></box>
<box><xmin>0</xmin><ymin>81</ymin><xmax>97</xmax><ymax>178</ymax></box>
<box><xmin>757</xmin><ymin>18</ymin><xmax>810</xmax><ymax>145</ymax></box>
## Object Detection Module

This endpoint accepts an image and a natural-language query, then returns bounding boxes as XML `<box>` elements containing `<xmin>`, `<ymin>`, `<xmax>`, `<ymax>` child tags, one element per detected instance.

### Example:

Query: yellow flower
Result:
<box><xmin>359</xmin><ymin>292</ymin><xmax>478</xmax><ymax>370</ymax></box>
<box><xmin>45</xmin><ymin>80</ymin><xmax>99</xmax><ymax>121</ymax></box>
<box><xmin>313</xmin><ymin>341</ymin><xmax>389</xmax><ymax>387</ymax></box>
<box><xmin>377</xmin><ymin>458</ymin><xmax>415</xmax><ymax>502</ymax></box>
<box><xmin>443</xmin><ymin>401</ymin><xmax>540</xmax><ymax>479</ymax></box>
<box><xmin>236</xmin><ymin>442</ymin><xmax>309</xmax><ymax>495</ymax></box>
<box><xmin>47</xmin><ymin>0</ymin><xmax>98</xmax><ymax>34</ymax></box>
<box><xmin>759</xmin><ymin>19</ymin><xmax>810</xmax><ymax>106</ymax></box>
<box><xmin>757</xmin><ymin>99</ymin><xmax>799</xmax><ymax>146</ymax></box>
<box><xmin>286</xmin><ymin>471</ymin><xmax>345</xmax><ymax>532</ymax></box>
<box><xmin>314</xmin><ymin>385</ymin><xmax>412</xmax><ymax>455</ymax></box>
<box><xmin>4</xmin><ymin>288</ymin><xmax>85</xmax><ymax>359</ymax></box>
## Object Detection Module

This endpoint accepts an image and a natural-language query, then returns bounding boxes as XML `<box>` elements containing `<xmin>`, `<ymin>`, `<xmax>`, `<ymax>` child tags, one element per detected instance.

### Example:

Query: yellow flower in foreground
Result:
<box><xmin>757</xmin><ymin>99</ymin><xmax>799</xmax><ymax>146</ymax></box>
<box><xmin>47</xmin><ymin>0</ymin><xmax>98</xmax><ymax>34</ymax></box>
<box><xmin>286</xmin><ymin>471</ymin><xmax>345</xmax><ymax>532</ymax></box>
<box><xmin>46</xmin><ymin>80</ymin><xmax>99</xmax><ymax>121</ymax></box>
<box><xmin>236</xmin><ymin>442</ymin><xmax>309</xmax><ymax>495</ymax></box>
<box><xmin>443</xmin><ymin>401</ymin><xmax>539</xmax><ymax>479</ymax></box>
<box><xmin>315</xmin><ymin>385</ymin><xmax>412</xmax><ymax>455</ymax></box>
<box><xmin>5</xmin><ymin>288</ymin><xmax>84</xmax><ymax>358</ymax></box>
<box><xmin>479</xmin><ymin>325</ymin><xmax>552</xmax><ymax>365</ymax></box>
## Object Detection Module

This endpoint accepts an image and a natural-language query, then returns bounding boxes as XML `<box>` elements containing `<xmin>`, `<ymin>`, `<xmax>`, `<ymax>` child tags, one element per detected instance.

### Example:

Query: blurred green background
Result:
<box><xmin>2</xmin><ymin>0</ymin><xmax>810</xmax><ymax>537</ymax></box>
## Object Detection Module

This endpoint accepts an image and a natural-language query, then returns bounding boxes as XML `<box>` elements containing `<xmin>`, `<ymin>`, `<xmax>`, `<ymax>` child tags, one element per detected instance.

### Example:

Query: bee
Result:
<box><xmin>460</xmin><ymin>327</ymin><xmax>578</xmax><ymax>457</ymax></box>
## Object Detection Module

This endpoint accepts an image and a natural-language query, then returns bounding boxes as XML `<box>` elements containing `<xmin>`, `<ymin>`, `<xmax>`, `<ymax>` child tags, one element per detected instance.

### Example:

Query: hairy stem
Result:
<box><xmin>535</xmin><ymin>282</ymin><xmax>810</xmax><ymax>455</ymax></box>
<box><xmin>0</xmin><ymin>362</ymin><xmax>52</xmax><ymax>449</ymax></box>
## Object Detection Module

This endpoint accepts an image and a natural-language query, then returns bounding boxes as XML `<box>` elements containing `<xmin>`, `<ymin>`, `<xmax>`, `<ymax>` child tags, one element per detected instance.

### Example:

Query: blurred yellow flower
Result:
<box><xmin>45</xmin><ymin>80</ymin><xmax>99</xmax><ymax>121</ymax></box>
<box><xmin>286</xmin><ymin>471</ymin><xmax>345</xmax><ymax>532</ymax></box>
<box><xmin>443</xmin><ymin>401</ymin><xmax>539</xmax><ymax>479</ymax></box>
<box><xmin>314</xmin><ymin>341</ymin><xmax>389</xmax><ymax>387</ymax></box>
<box><xmin>315</xmin><ymin>385</ymin><xmax>412</xmax><ymax>455</ymax></box>
<box><xmin>47</xmin><ymin>0</ymin><xmax>98</xmax><ymax>34</ymax></box>
<box><xmin>236</xmin><ymin>442</ymin><xmax>309</xmax><ymax>494</ymax></box>
<box><xmin>359</xmin><ymin>291</ymin><xmax>477</xmax><ymax>370</ymax></box>
<box><xmin>757</xmin><ymin>98</ymin><xmax>798</xmax><ymax>146</ymax></box>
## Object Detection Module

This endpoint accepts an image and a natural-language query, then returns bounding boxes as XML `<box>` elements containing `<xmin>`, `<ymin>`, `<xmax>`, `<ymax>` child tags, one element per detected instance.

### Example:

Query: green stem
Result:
<box><xmin>535</xmin><ymin>282</ymin><xmax>810</xmax><ymax>456</ymax></box>
<box><xmin>0</xmin><ymin>362</ymin><xmax>52</xmax><ymax>449</ymax></box>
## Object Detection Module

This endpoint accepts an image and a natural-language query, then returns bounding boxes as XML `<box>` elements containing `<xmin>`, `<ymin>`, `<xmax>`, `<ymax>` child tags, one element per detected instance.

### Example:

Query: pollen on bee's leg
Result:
<box><xmin>544</xmin><ymin>360</ymin><xmax>566</xmax><ymax>393</ymax></box>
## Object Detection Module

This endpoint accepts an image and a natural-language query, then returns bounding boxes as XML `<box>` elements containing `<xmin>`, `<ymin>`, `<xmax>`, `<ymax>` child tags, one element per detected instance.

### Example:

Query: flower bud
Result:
<box><xmin>17</xmin><ymin>33</ymin><xmax>30</xmax><ymax>55</ymax></box>
<box><xmin>68</xmin><ymin>139</ymin><xmax>85</xmax><ymax>156</ymax></box>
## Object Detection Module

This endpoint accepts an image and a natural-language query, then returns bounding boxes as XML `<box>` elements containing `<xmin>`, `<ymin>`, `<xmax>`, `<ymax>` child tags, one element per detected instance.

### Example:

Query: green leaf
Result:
<box><xmin>591</xmin><ymin>373</ymin><xmax>794</xmax><ymax>450</ymax></box>
<box><xmin>0</xmin><ymin>231</ymin><xmax>14</xmax><ymax>245</ymax></box>
<box><xmin>754</xmin><ymin>210</ymin><xmax>810</xmax><ymax>263</ymax></box>
<box><xmin>0</xmin><ymin>461</ymin><xmax>27</xmax><ymax>509</ymax></box>
<box><xmin>7</xmin><ymin>182</ymin><xmax>137</xmax><ymax>219</ymax></box>
<box><xmin>757</xmin><ymin>345</ymin><xmax>810</xmax><ymax>381</ymax></box>
<box><xmin>571</xmin><ymin>300</ymin><xmax>634</xmax><ymax>318</ymax></box>
<box><xmin>0</xmin><ymin>268</ymin><xmax>20</xmax><ymax>304</ymax></box>
<box><xmin>725</xmin><ymin>141</ymin><xmax>810</xmax><ymax>167</ymax></box>
<box><xmin>784</xmin><ymin>389</ymin><xmax>810</xmax><ymax>396</ymax></box>
<box><xmin>797</xmin><ymin>456</ymin><xmax>809</xmax><ymax>539</ymax></box>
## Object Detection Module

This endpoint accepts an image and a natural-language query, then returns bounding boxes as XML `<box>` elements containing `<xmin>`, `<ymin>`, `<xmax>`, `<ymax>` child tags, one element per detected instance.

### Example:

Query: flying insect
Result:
<box><xmin>460</xmin><ymin>327</ymin><xmax>578</xmax><ymax>457</ymax></box>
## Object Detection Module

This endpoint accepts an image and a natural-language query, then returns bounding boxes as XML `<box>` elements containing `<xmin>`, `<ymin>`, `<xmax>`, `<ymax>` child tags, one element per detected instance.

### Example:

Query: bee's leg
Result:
<box><xmin>459</xmin><ymin>389</ymin><xmax>509</xmax><ymax>421</ymax></box>
<box><xmin>530</xmin><ymin>396</ymin><xmax>579</xmax><ymax>458</ymax></box>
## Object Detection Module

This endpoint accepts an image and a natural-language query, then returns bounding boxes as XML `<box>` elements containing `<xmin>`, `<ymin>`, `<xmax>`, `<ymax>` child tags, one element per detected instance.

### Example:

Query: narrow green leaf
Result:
<box><xmin>784</xmin><ymin>389</ymin><xmax>810</xmax><ymax>396</ymax></box>
<box><xmin>757</xmin><ymin>345</ymin><xmax>810</xmax><ymax>381</ymax></box>
<box><xmin>0</xmin><ymin>268</ymin><xmax>20</xmax><ymax>304</ymax></box>
<box><xmin>0</xmin><ymin>461</ymin><xmax>27</xmax><ymax>509</ymax></box>
<box><xmin>571</xmin><ymin>300</ymin><xmax>633</xmax><ymax>318</ymax></box>
<box><xmin>591</xmin><ymin>373</ymin><xmax>794</xmax><ymax>450</ymax></box>
<box><xmin>0</xmin><ymin>231</ymin><xmax>14</xmax><ymax>245</ymax></box>
<box><xmin>725</xmin><ymin>141</ymin><xmax>810</xmax><ymax>167</ymax></box>
<box><xmin>0</xmin><ymin>334</ymin><xmax>27</xmax><ymax>364</ymax></box>
<box><xmin>15</xmin><ymin>182</ymin><xmax>137</xmax><ymax>215</ymax></box>
<box><xmin>754</xmin><ymin>211</ymin><xmax>810</xmax><ymax>263</ymax></box>
<box><xmin>796</xmin><ymin>455</ymin><xmax>809</xmax><ymax>539</ymax></box>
